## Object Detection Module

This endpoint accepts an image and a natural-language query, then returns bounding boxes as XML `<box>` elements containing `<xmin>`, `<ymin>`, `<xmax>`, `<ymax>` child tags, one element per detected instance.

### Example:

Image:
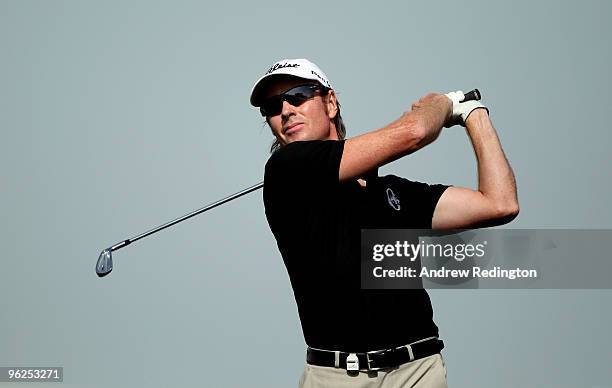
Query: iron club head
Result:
<box><xmin>96</xmin><ymin>248</ymin><xmax>113</xmax><ymax>277</ymax></box>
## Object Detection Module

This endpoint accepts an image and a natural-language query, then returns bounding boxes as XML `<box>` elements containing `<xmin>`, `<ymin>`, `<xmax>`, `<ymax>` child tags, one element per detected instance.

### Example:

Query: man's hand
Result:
<box><xmin>444</xmin><ymin>90</ymin><xmax>489</xmax><ymax>127</ymax></box>
<box><xmin>410</xmin><ymin>93</ymin><xmax>453</xmax><ymax>137</ymax></box>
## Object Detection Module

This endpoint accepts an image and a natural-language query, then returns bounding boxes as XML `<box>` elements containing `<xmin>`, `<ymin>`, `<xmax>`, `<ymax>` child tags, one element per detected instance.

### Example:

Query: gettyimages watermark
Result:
<box><xmin>361</xmin><ymin>229</ymin><xmax>612</xmax><ymax>289</ymax></box>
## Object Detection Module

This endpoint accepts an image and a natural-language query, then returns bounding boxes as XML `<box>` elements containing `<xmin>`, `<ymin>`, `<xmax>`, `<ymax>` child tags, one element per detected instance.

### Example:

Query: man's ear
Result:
<box><xmin>325</xmin><ymin>89</ymin><xmax>338</xmax><ymax>120</ymax></box>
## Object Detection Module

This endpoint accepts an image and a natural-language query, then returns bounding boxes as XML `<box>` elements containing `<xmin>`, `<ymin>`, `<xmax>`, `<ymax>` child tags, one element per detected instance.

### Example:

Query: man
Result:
<box><xmin>250</xmin><ymin>58</ymin><xmax>518</xmax><ymax>387</ymax></box>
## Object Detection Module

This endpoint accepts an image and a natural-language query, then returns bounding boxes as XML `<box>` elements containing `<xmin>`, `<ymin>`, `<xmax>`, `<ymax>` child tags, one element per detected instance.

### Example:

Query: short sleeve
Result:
<box><xmin>372</xmin><ymin>175</ymin><xmax>450</xmax><ymax>229</ymax></box>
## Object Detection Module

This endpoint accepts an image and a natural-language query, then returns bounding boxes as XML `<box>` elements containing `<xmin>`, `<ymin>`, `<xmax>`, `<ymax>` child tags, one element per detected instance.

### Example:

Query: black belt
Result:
<box><xmin>306</xmin><ymin>338</ymin><xmax>444</xmax><ymax>371</ymax></box>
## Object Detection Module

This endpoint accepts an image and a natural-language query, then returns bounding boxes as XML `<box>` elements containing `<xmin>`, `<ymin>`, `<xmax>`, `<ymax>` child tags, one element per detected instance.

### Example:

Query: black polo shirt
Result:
<box><xmin>263</xmin><ymin>140</ymin><xmax>449</xmax><ymax>352</ymax></box>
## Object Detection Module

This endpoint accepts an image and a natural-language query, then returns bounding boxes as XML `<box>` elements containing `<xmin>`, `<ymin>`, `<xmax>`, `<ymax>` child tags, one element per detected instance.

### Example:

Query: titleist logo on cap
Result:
<box><xmin>311</xmin><ymin>70</ymin><xmax>330</xmax><ymax>87</ymax></box>
<box><xmin>265</xmin><ymin>62</ymin><xmax>300</xmax><ymax>75</ymax></box>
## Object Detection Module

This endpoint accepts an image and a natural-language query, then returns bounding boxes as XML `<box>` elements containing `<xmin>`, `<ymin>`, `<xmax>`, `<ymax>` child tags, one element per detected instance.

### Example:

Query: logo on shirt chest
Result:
<box><xmin>386</xmin><ymin>188</ymin><xmax>401</xmax><ymax>211</ymax></box>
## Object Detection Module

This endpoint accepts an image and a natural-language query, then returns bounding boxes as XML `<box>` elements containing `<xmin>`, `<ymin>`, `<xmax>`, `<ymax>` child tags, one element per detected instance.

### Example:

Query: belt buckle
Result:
<box><xmin>365</xmin><ymin>348</ymin><xmax>389</xmax><ymax>371</ymax></box>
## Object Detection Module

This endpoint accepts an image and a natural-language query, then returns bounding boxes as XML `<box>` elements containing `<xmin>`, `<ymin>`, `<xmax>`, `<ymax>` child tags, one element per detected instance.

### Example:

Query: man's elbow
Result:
<box><xmin>491</xmin><ymin>200</ymin><xmax>520</xmax><ymax>224</ymax></box>
<box><xmin>472</xmin><ymin>201</ymin><xmax>519</xmax><ymax>228</ymax></box>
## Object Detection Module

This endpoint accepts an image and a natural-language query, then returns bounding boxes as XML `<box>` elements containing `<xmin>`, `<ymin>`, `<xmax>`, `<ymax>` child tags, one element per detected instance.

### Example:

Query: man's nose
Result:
<box><xmin>281</xmin><ymin>99</ymin><xmax>296</xmax><ymax>117</ymax></box>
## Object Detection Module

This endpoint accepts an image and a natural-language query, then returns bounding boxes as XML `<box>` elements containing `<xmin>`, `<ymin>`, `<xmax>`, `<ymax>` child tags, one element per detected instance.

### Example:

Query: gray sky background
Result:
<box><xmin>1</xmin><ymin>1</ymin><xmax>611</xmax><ymax>387</ymax></box>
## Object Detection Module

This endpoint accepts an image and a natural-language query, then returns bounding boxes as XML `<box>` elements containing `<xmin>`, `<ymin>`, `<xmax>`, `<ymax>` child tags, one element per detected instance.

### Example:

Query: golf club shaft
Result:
<box><xmin>106</xmin><ymin>88</ymin><xmax>481</xmax><ymax>253</ymax></box>
<box><xmin>109</xmin><ymin>181</ymin><xmax>264</xmax><ymax>252</ymax></box>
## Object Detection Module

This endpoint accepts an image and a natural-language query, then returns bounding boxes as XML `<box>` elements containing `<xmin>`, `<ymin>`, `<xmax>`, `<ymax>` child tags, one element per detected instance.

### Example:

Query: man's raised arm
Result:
<box><xmin>339</xmin><ymin>93</ymin><xmax>452</xmax><ymax>181</ymax></box>
<box><xmin>432</xmin><ymin>108</ymin><xmax>519</xmax><ymax>229</ymax></box>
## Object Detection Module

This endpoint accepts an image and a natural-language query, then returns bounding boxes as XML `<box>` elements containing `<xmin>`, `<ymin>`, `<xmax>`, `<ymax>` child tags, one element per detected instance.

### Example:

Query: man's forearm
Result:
<box><xmin>465</xmin><ymin>109</ymin><xmax>519</xmax><ymax>212</ymax></box>
<box><xmin>339</xmin><ymin>93</ymin><xmax>450</xmax><ymax>181</ymax></box>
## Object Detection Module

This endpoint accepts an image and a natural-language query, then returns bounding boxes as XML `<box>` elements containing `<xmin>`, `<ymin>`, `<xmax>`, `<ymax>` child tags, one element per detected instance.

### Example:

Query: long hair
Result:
<box><xmin>269</xmin><ymin>90</ymin><xmax>346</xmax><ymax>153</ymax></box>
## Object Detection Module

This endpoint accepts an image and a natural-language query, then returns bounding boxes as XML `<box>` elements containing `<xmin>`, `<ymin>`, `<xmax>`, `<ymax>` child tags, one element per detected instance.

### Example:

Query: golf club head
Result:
<box><xmin>96</xmin><ymin>249</ymin><xmax>113</xmax><ymax>277</ymax></box>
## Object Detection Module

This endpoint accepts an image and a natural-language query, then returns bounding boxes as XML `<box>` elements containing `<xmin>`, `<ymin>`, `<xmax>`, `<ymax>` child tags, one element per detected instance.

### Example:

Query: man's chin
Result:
<box><xmin>284</xmin><ymin>131</ymin><xmax>310</xmax><ymax>143</ymax></box>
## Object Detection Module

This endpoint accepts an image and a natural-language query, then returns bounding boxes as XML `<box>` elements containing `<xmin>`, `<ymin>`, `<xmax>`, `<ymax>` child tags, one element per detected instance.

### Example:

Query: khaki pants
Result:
<box><xmin>299</xmin><ymin>353</ymin><xmax>448</xmax><ymax>388</ymax></box>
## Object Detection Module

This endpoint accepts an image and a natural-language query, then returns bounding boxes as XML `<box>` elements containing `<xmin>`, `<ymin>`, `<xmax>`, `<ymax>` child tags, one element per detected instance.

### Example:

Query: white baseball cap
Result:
<box><xmin>250</xmin><ymin>58</ymin><xmax>332</xmax><ymax>107</ymax></box>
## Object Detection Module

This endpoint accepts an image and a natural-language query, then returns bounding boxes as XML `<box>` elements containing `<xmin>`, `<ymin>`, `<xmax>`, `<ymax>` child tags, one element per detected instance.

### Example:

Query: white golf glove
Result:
<box><xmin>444</xmin><ymin>90</ymin><xmax>489</xmax><ymax>127</ymax></box>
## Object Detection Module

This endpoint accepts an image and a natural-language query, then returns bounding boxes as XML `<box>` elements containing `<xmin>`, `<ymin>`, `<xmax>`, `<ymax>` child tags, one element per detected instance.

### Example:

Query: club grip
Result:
<box><xmin>461</xmin><ymin>89</ymin><xmax>481</xmax><ymax>102</ymax></box>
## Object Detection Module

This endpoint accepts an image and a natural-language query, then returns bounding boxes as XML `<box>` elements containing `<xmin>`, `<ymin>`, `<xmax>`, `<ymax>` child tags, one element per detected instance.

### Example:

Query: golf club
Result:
<box><xmin>95</xmin><ymin>181</ymin><xmax>263</xmax><ymax>277</ymax></box>
<box><xmin>95</xmin><ymin>89</ymin><xmax>482</xmax><ymax>278</ymax></box>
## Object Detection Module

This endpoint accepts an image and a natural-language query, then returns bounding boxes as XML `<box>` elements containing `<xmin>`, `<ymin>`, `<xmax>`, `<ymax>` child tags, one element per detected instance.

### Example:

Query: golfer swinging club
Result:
<box><xmin>250</xmin><ymin>58</ymin><xmax>518</xmax><ymax>387</ymax></box>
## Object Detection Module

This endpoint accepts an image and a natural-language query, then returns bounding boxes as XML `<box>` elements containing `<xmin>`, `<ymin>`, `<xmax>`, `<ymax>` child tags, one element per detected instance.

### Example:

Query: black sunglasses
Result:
<box><xmin>260</xmin><ymin>84</ymin><xmax>328</xmax><ymax>117</ymax></box>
